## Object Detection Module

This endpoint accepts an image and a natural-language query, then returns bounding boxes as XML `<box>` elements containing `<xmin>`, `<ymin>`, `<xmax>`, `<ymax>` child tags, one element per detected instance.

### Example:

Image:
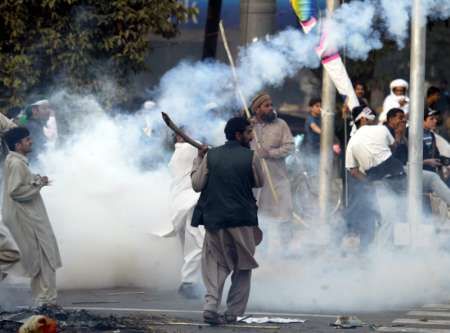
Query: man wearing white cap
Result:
<box><xmin>19</xmin><ymin>100</ymin><xmax>57</xmax><ymax>163</ymax></box>
<box><xmin>379</xmin><ymin>79</ymin><xmax>410</xmax><ymax>124</ymax></box>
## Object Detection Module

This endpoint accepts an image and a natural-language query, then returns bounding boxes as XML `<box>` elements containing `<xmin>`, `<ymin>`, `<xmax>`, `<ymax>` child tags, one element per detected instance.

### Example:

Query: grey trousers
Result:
<box><xmin>31</xmin><ymin>248</ymin><xmax>57</xmax><ymax>306</ymax></box>
<box><xmin>422</xmin><ymin>170</ymin><xmax>450</xmax><ymax>205</ymax></box>
<box><xmin>202</xmin><ymin>251</ymin><xmax>251</xmax><ymax>316</ymax></box>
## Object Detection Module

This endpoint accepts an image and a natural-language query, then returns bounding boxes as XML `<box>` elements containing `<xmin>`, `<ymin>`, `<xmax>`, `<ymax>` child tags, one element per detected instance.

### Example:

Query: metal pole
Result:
<box><xmin>202</xmin><ymin>0</ymin><xmax>223</xmax><ymax>60</ymax></box>
<box><xmin>240</xmin><ymin>0</ymin><xmax>276</xmax><ymax>45</ymax></box>
<box><xmin>319</xmin><ymin>0</ymin><xmax>338</xmax><ymax>224</ymax></box>
<box><xmin>407</xmin><ymin>0</ymin><xmax>427</xmax><ymax>246</ymax></box>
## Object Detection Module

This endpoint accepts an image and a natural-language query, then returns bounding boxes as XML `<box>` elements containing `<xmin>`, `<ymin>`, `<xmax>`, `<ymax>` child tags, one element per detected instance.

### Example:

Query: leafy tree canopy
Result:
<box><xmin>0</xmin><ymin>0</ymin><xmax>198</xmax><ymax>112</ymax></box>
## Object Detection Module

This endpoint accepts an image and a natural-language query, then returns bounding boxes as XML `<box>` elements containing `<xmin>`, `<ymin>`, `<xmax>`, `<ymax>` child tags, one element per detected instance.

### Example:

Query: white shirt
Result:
<box><xmin>346</xmin><ymin>125</ymin><xmax>394</xmax><ymax>173</ymax></box>
<box><xmin>167</xmin><ymin>142</ymin><xmax>199</xmax><ymax>232</ymax></box>
<box><xmin>379</xmin><ymin>95</ymin><xmax>409</xmax><ymax>124</ymax></box>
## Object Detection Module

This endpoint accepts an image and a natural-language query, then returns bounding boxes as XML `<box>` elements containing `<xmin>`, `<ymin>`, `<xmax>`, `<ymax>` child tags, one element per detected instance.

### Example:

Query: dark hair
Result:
<box><xmin>351</xmin><ymin>106</ymin><xmax>365</xmax><ymax>124</ymax></box>
<box><xmin>352</xmin><ymin>106</ymin><xmax>375</xmax><ymax>126</ymax></box>
<box><xmin>6</xmin><ymin>106</ymin><xmax>22</xmax><ymax>119</ymax></box>
<box><xmin>224</xmin><ymin>117</ymin><xmax>250</xmax><ymax>141</ymax></box>
<box><xmin>3</xmin><ymin>127</ymin><xmax>30</xmax><ymax>151</ymax></box>
<box><xmin>354</xmin><ymin>81</ymin><xmax>365</xmax><ymax>89</ymax></box>
<box><xmin>427</xmin><ymin>86</ymin><xmax>441</xmax><ymax>97</ymax></box>
<box><xmin>309</xmin><ymin>97</ymin><xmax>321</xmax><ymax>107</ymax></box>
<box><xmin>386</xmin><ymin>108</ymin><xmax>404</xmax><ymax>122</ymax></box>
<box><xmin>424</xmin><ymin>107</ymin><xmax>440</xmax><ymax>120</ymax></box>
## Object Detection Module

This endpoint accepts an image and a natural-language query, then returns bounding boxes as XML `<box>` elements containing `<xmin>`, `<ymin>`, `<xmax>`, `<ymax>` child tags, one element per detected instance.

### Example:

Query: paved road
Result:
<box><xmin>6</xmin><ymin>284</ymin><xmax>449</xmax><ymax>333</ymax></box>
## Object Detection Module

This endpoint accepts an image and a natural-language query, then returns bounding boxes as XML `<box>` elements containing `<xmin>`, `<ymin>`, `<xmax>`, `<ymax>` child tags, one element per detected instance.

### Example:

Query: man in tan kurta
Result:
<box><xmin>250</xmin><ymin>93</ymin><xmax>294</xmax><ymax>250</ymax></box>
<box><xmin>191</xmin><ymin>117</ymin><xmax>264</xmax><ymax>325</ymax></box>
<box><xmin>0</xmin><ymin>112</ymin><xmax>20</xmax><ymax>281</ymax></box>
<box><xmin>2</xmin><ymin>127</ymin><xmax>62</xmax><ymax>306</ymax></box>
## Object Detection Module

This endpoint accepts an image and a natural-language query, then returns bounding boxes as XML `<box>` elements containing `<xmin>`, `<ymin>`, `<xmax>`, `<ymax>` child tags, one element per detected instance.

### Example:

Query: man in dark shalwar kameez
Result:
<box><xmin>191</xmin><ymin>117</ymin><xmax>264</xmax><ymax>325</ymax></box>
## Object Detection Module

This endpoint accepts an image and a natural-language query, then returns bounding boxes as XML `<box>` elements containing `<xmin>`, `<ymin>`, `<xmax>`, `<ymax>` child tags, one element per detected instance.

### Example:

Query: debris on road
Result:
<box><xmin>237</xmin><ymin>316</ymin><xmax>307</xmax><ymax>324</ymax></box>
<box><xmin>0</xmin><ymin>304</ymin><xmax>170</xmax><ymax>332</ymax></box>
<box><xmin>331</xmin><ymin>315</ymin><xmax>366</xmax><ymax>329</ymax></box>
<box><xmin>149</xmin><ymin>320</ymin><xmax>280</xmax><ymax>329</ymax></box>
<box><xmin>71</xmin><ymin>300</ymin><xmax>120</xmax><ymax>305</ymax></box>
<box><xmin>18</xmin><ymin>315</ymin><xmax>57</xmax><ymax>333</ymax></box>
<box><xmin>107</xmin><ymin>291</ymin><xmax>145</xmax><ymax>296</ymax></box>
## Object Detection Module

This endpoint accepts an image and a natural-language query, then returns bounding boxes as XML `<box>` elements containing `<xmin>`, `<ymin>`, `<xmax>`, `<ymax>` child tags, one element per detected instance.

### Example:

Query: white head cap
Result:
<box><xmin>31</xmin><ymin>99</ymin><xmax>49</xmax><ymax>107</ymax></box>
<box><xmin>390</xmin><ymin>79</ymin><xmax>409</xmax><ymax>92</ymax></box>
<box><xmin>143</xmin><ymin>100</ymin><xmax>156</xmax><ymax>110</ymax></box>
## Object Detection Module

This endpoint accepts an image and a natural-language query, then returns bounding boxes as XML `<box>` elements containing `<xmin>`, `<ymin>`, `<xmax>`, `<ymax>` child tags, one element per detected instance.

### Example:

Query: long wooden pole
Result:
<box><xmin>218</xmin><ymin>20</ymin><xmax>279</xmax><ymax>204</ymax></box>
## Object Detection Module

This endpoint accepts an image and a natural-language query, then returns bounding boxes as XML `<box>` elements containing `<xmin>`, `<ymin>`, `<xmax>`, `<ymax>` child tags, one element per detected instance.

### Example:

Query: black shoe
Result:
<box><xmin>223</xmin><ymin>312</ymin><xmax>237</xmax><ymax>323</ymax></box>
<box><xmin>177</xmin><ymin>282</ymin><xmax>200</xmax><ymax>300</ymax></box>
<box><xmin>203</xmin><ymin>310</ymin><xmax>225</xmax><ymax>325</ymax></box>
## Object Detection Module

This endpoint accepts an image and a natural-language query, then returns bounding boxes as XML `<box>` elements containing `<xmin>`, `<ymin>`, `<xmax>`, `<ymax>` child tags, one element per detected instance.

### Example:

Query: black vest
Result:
<box><xmin>191</xmin><ymin>141</ymin><xmax>258</xmax><ymax>230</ymax></box>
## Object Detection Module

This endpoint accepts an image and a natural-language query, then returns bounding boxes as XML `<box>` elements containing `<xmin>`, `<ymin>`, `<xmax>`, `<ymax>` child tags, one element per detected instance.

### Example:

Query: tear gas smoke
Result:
<box><xmin>4</xmin><ymin>0</ymin><xmax>450</xmax><ymax>312</ymax></box>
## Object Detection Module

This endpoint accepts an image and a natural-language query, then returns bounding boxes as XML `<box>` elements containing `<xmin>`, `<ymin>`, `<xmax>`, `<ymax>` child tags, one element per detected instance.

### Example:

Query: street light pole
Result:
<box><xmin>407</xmin><ymin>0</ymin><xmax>427</xmax><ymax>245</ymax></box>
<box><xmin>240</xmin><ymin>0</ymin><xmax>276</xmax><ymax>45</ymax></box>
<box><xmin>318</xmin><ymin>0</ymin><xmax>338</xmax><ymax>224</ymax></box>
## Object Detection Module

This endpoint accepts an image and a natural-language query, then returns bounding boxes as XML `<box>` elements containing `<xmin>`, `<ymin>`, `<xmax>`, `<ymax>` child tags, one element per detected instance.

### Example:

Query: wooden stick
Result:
<box><xmin>219</xmin><ymin>20</ymin><xmax>279</xmax><ymax>204</ymax></box>
<box><xmin>293</xmin><ymin>212</ymin><xmax>310</xmax><ymax>228</ymax></box>
<box><xmin>161</xmin><ymin>112</ymin><xmax>203</xmax><ymax>149</ymax></box>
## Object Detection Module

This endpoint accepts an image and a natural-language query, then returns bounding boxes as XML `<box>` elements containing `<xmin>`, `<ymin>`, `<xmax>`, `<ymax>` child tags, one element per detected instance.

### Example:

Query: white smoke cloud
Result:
<box><xmin>37</xmin><ymin>110</ymin><xmax>181</xmax><ymax>290</ymax></box>
<box><xmin>380</xmin><ymin>0</ymin><xmax>411</xmax><ymax>47</ymax></box>
<box><xmin>327</xmin><ymin>1</ymin><xmax>383</xmax><ymax>58</ymax></box>
<box><xmin>3</xmin><ymin>0</ymin><xmax>450</xmax><ymax>313</ymax></box>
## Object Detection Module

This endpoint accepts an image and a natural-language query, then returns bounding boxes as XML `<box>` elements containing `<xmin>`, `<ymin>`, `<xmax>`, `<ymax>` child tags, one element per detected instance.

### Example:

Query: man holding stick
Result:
<box><xmin>249</xmin><ymin>93</ymin><xmax>294</xmax><ymax>255</ymax></box>
<box><xmin>2</xmin><ymin>127</ymin><xmax>62</xmax><ymax>306</ymax></box>
<box><xmin>191</xmin><ymin>117</ymin><xmax>264</xmax><ymax>325</ymax></box>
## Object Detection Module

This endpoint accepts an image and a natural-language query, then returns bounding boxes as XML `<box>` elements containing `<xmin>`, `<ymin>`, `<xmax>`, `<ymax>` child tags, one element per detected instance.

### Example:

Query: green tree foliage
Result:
<box><xmin>0</xmin><ymin>0</ymin><xmax>198</xmax><ymax>111</ymax></box>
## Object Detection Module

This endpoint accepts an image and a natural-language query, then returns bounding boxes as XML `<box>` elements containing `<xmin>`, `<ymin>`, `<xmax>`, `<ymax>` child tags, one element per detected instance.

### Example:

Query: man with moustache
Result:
<box><xmin>191</xmin><ymin>117</ymin><xmax>264</xmax><ymax>325</ymax></box>
<box><xmin>2</xmin><ymin>127</ymin><xmax>62</xmax><ymax>306</ymax></box>
<box><xmin>379</xmin><ymin>79</ymin><xmax>410</xmax><ymax>124</ymax></box>
<box><xmin>249</xmin><ymin>92</ymin><xmax>294</xmax><ymax>254</ymax></box>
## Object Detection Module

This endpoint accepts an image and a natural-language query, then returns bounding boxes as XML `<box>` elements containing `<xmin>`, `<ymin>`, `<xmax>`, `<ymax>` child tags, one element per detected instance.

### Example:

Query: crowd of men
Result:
<box><xmin>1</xmin><ymin>79</ymin><xmax>450</xmax><ymax>324</ymax></box>
<box><xmin>166</xmin><ymin>80</ymin><xmax>450</xmax><ymax>324</ymax></box>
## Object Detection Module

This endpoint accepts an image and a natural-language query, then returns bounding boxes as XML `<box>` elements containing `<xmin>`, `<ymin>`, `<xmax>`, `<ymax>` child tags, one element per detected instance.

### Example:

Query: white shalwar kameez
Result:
<box><xmin>168</xmin><ymin>143</ymin><xmax>204</xmax><ymax>284</ymax></box>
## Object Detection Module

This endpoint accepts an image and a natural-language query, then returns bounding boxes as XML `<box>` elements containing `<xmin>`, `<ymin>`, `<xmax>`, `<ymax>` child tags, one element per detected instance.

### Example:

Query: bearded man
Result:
<box><xmin>379</xmin><ymin>79</ymin><xmax>410</xmax><ymax>124</ymax></box>
<box><xmin>191</xmin><ymin>117</ymin><xmax>264</xmax><ymax>325</ymax></box>
<box><xmin>249</xmin><ymin>92</ymin><xmax>294</xmax><ymax>253</ymax></box>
